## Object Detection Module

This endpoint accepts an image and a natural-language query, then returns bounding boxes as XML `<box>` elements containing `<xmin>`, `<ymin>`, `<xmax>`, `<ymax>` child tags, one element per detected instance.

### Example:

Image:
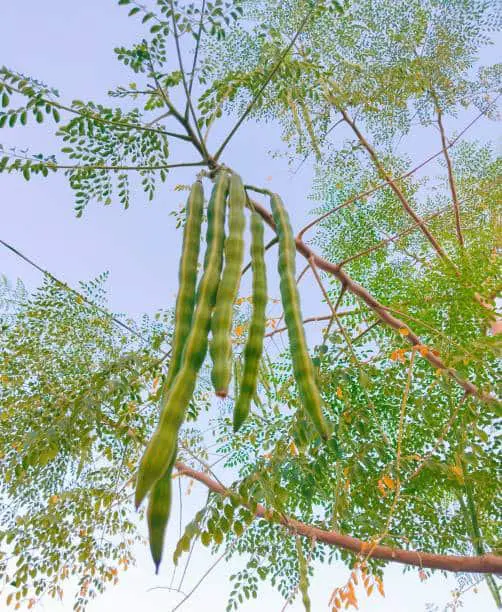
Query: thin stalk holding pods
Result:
<box><xmin>167</xmin><ymin>0</ymin><xmax>207</xmax><ymax>152</ymax></box>
<box><xmin>185</xmin><ymin>0</ymin><xmax>207</xmax><ymax>121</ymax></box>
<box><xmin>0</xmin><ymin>79</ymin><xmax>192</xmax><ymax>142</ymax></box>
<box><xmin>0</xmin><ymin>237</ymin><xmax>154</xmax><ymax>346</ymax></box>
<box><xmin>213</xmin><ymin>5</ymin><xmax>319</xmax><ymax>162</ymax></box>
<box><xmin>297</xmin><ymin>95</ymin><xmax>501</xmax><ymax>240</ymax></box>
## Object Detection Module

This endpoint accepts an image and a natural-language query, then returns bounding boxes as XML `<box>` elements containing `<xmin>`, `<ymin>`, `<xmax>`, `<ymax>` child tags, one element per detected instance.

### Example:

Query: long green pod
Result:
<box><xmin>135</xmin><ymin>174</ymin><xmax>229</xmax><ymax>508</ymax></box>
<box><xmin>147</xmin><ymin>446</ymin><xmax>177</xmax><ymax>574</ymax></box>
<box><xmin>233</xmin><ymin>210</ymin><xmax>267</xmax><ymax>431</ymax></box>
<box><xmin>210</xmin><ymin>173</ymin><xmax>246</xmax><ymax>396</ymax></box>
<box><xmin>146</xmin><ymin>182</ymin><xmax>204</xmax><ymax>571</ymax></box>
<box><xmin>162</xmin><ymin>180</ymin><xmax>204</xmax><ymax>395</ymax></box>
<box><xmin>270</xmin><ymin>193</ymin><xmax>330</xmax><ymax>440</ymax></box>
<box><xmin>296</xmin><ymin>536</ymin><xmax>311</xmax><ymax>612</ymax></box>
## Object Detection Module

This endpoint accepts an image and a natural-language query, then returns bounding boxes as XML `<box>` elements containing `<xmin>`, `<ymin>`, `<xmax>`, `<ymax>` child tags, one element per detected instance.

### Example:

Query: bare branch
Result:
<box><xmin>337</xmin><ymin>107</ymin><xmax>451</xmax><ymax>265</ymax></box>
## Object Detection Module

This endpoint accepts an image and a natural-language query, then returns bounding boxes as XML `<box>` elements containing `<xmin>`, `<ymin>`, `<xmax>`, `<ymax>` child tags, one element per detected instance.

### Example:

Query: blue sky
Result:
<box><xmin>0</xmin><ymin>2</ymin><xmax>500</xmax><ymax>611</ymax></box>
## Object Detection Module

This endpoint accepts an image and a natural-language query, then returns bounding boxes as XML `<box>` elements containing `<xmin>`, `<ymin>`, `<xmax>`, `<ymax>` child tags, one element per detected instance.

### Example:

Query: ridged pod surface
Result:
<box><xmin>147</xmin><ymin>446</ymin><xmax>177</xmax><ymax>573</ymax></box>
<box><xmin>162</xmin><ymin>180</ymin><xmax>204</xmax><ymax>394</ymax></box>
<box><xmin>146</xmin><ymin>182</ymin><xmax>204</xmax><ymax>571</ymax></box>
<box><xmin>296</xmin><ymin>537</ymin><xmax>311</xmax><ymax>612</ymax></box>
<box><xmin>233</xmin><ymin>210</ymin><xmax>267</xmax><ymax>431</ymax></box>
<box><xmin>210</xmin><ymin>173</ymin><xmax>246</xmax><ymax>396</ymax></box>
<box><xmin>135</xmin><ymin>174</ymin><xmax>229</xmax><ymax>508</ymax></box>
<box><xmin>270</xmin><ymin>193</ymin><xmax>330</xmax><ymax>440</ymax></box>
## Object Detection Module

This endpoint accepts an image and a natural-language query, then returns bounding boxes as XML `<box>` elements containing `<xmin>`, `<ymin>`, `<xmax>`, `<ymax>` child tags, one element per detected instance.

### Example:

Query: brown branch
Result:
<box><xmin>297</xmin><ymin>98</ymin><xmax>499</xmax><ymax>240</ymax></box>
<box><xmin>248</xmin><ymin>197</ymin><xmax>497</xmax><ymax>403</ymax></box>
<box><xmin>337</xmin><ymin>108</ymin><xmax>451</xmax><ymax>265</ymax></box>
<box><xmin>174</xmin><ymin>461</ymin><xmax>502</xmax><ymax>574</ymax></box>
<box><xmin>265</xmin><ymin>311</ymin><xmax>357</xmax><ymax>338</ymax></box>
<box><xmin>436</xmin><ymin>106</ymin><xmax>464</xmax><ymax>247</ymax></box>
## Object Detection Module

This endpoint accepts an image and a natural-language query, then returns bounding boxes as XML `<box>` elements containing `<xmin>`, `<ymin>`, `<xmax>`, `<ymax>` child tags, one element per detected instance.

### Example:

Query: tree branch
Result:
<box><xmin>338</xmin><ymin>205</ymin><xmax>450</xmax><ymax>267</ymax></box>
<box><xmin>185</xmin><ymin>0</ymin><xmax>207</xmax><ymax>120</ymax></box>
<box><xmin>265</xmin><ymin>311</ymin><xmax>357</xmax><ymax>338</ymax></box>
<box><xmin>167</xmin><ymin>0</ymin><xmax>207</xmax><ymax>150</ymax></box>
<box><xmin>336</xmin><ymin>107</ymin><xmax>451</xmax><ymax>265</ymax></box>
<box><xmin>297</xmin><ymin>98</ymin><xmax>499</xmax><ymax>240</ymax></box>
<box><xmin>0</xmin><ymin>80</ymin><xmax>192</xmax><ymax>142</ymax></box>
<box><xmin>174</xmin><ymin>461</ymin><xmax>502</xmax><ymax>574</ymax></box>
<box><xmin>247</xmin><ymin>197</ymin><xmax>497</xmax><ymax>403</ymax></box>
<box><xmin>435</xmin><ymin>105</ymin><xmax>464</xmax><ymax>247</ymax></box>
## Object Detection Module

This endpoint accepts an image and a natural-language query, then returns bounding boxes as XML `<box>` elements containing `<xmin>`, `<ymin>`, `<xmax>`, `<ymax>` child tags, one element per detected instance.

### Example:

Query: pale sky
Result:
<box><xmin>0</xmin><ymin>2</ymin><xmax>500</xmax><ymax>611</ymax></box>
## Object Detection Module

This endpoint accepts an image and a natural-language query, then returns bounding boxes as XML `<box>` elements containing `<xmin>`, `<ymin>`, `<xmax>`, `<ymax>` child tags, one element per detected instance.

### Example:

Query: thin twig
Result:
<box><xmin>265</xmin><ymin>311</ymin><xmax>357</xmax><ymax>338</ymax></box>
<box><xmin>338</xmin><ymin>205</ymin><xmax>450</xmax><ymax>267</ymax></box>
<box><xmin>0</xmin><ymin>237</ymin><xmax>153</xmax><ymax>344</ymax></box>
<box><xmin>214</xmin><ymin>5</ymin><xmax>318</xmax><ymax>161</ymax></box>
<box><xmin>435</xmin><ymin>105</ymin><xmax>464</xmax><ymax>247</ymax></box>
<box><xmin>147</xmin><ymin>56</ymin><xmax>207</xmax><ymax>161</ymax></box>
<box><xmin>38</xmin><ymin>161</ymin><xmax>205</xmax><ymax>172</ymax></box>
<box><xmin>410</xmin><ymin>393</ymin><xmax>468</xmax><ymax>480</ymax></box>
<box><xmin>185</xmin><ymin>0</ymin><xmax>207</xmax><ymax>120</ymax></box>
<box><xmin>297</xmin><ymin>96</ymin><xmax>501</xmax><ymax>240</ymax></box>
<box><xmin>0</xmin><ymin>79</ymin><xmax>191</xmax><ymax>141</ymax></box>
<box><xmin>169</xmin><ymin>548</ymin><xmax>229</xmax><ymax>612</ymax></box>
<box><xmin>168</xmin><ymin>0</ymin><xmax>207</xmax><ymax>151</ymax></box>
<box><xmin>241</xmin><ymin>237</ymin><xmax>278</xmax><ymax>276</ymax></box>
<box><xmin>335</xmin><ymin>105</ymin><xmax>451</xmax><ymax>265</ymax></box>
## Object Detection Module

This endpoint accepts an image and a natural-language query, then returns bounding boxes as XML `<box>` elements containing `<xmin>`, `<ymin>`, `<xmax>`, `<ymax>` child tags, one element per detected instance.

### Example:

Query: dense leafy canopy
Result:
<box><xmin>0</xmin><ymin>0</ymin><xmax>500</xmax><ymax>610</ymax></box>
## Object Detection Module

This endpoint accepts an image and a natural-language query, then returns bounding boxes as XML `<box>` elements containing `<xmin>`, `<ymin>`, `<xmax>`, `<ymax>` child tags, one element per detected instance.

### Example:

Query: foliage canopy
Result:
<box><xmin>0</xmin><ymin>0</ymin><xmax>500</xmax><ymax>610</ymax></box>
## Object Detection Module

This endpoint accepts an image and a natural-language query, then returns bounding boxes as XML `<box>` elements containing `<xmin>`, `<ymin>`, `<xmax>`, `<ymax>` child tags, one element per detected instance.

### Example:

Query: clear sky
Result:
<box><xmin>0</xmin><ymin>2</ymin><xmax>500</xmax><ymax>611</ymax></box>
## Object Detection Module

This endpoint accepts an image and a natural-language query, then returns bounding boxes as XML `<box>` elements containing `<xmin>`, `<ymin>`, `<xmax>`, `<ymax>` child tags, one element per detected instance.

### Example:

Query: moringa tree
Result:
<box><xmin>0</xmin><ymin>0</ymin><xmax>500</xmax><ymax>610</ymax></box>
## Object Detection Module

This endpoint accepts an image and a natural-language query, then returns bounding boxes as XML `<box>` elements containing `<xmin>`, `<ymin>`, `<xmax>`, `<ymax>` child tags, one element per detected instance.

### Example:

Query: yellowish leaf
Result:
<box><xmin>382</xmin><ymin>475</ymin><xmax>395</xmax><ymax>490</ymax></box>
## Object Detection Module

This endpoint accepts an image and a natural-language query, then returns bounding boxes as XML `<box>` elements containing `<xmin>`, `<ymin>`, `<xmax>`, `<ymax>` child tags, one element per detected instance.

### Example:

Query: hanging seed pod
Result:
<box><xmin>162</xmin><ymin>180</ymin><xmax>204</xmax><ymax>394</ymax></box>
<box><xmin>210</xmin><ymin>173</ymin><xmax>246</xmax><ymax>397</ymax></box>
<box><xmin>233</xmin><ymin>209</ymin><xmax>267</xmax><ymax>431</ymax></box>
<box><xmin>270</xmin><ymin>193</ymin><xmax>330</xmax><ymax>440</ymax></box>
<box><xmin>135</xmin><ymin>174</ymin><xmax>229</xmax><ymax>509</ymax></box>
<box><xmin>147</xmin><ymin>446</ymin><xmax>177</xmax><ymax>573</ymax></box>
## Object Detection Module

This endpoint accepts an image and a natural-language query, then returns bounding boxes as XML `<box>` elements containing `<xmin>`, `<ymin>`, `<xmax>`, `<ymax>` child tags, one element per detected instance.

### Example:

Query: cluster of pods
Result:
<box><xmin>135</xmin><ymin>172</ymin><xmax>330</xmax><ymax>571</ymax></box>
